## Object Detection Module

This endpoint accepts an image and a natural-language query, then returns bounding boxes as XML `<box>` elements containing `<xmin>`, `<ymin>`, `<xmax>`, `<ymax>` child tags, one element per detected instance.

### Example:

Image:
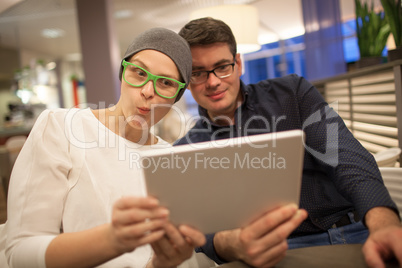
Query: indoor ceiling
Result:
<box><xmin>0</xmin><ymin>0</ymin><xmax>382</xmax><ymax>62</ymax></box>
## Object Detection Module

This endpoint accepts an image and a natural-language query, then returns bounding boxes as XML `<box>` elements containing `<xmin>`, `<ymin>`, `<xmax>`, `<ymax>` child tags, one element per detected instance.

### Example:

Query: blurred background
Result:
<box><xmin>1</xmin><ymin>0</ymin><xmax>402</xmax><ymax>223</ymax></box>
<box><xmin>0</xmin><ymin>0</ymin><xmax>391</xmax><ymax>140</ymax></box>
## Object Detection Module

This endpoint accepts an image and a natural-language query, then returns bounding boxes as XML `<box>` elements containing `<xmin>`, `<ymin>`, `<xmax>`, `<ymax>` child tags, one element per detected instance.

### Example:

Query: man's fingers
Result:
<box><xmin>388</xmin><ymin>230</ymin><xmax>402</xmax><ymax>266</ymax></box>
<box><xmin>362</xmin><ymin>241</ymin><xmax>386</xmax><ymax>268</ymax></box>
<box><xmin>363</xmin><ymin>228</ymin><xmax>402</xmax><ymax>268</ymax></box>
<box><xmin>258</xmin><ymin>240</ymin><xmax>288</xmax><ymax>268</ymax></box>
<box><xmin>245</xmin><ymin>240</ymin><xmax>288</xmax><ymax>268</ymax></box>
<box><xmin>244</xmin><ymin>203</ymin><xmax>299</xmax><ymax>239</ymax></box>
<box><xmin>244</xmin><ymin>209</ymin><xmax>307</xmax><ymax>258</ymax></box>
<box><xmin>262</xmin><ymin>209</ymin><xmax>307</xmax><ymax>251</ymax></box>
<box><xmin>393</xmin><ymin>241</ymin><xmax>402</xmax><ymax>267</ymax></box>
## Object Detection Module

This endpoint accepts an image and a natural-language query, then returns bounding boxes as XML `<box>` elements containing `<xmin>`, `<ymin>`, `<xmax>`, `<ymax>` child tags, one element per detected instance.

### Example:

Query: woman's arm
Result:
<box><xmin>6</xmin><ymin>110</ymin><xmax>169</xmax><ymax>268</ymax></box>
<box><xmin>45</xmin><ymin>197</ymin><xmax>169</xmax><ymax>268</ymax></box>
<box><xmin>6</xmin><ymin>110</ymin><xmax>72</xmax><ymax>267</ymax></box>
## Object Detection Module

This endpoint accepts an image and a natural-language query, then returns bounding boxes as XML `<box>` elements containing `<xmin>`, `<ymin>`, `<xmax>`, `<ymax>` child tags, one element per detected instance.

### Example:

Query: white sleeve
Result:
<box><xmin>5</xmin><ymin>110</ymin><xmax>73</xmax><ymax>268</ymax></box>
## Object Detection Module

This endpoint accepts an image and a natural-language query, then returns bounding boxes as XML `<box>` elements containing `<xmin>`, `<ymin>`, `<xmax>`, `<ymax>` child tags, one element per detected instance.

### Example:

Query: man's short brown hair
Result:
<box><xmin>179</xmin><ymin>17</ymin><xmax>237</xmax><ymax>57</ymax></box>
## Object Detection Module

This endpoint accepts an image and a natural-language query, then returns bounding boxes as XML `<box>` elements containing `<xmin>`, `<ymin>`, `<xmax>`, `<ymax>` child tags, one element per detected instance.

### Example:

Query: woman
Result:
<box><xmin>0</xmin><ymin>28</ymin><xmax>206</xmax><ymax>268</ymax></box>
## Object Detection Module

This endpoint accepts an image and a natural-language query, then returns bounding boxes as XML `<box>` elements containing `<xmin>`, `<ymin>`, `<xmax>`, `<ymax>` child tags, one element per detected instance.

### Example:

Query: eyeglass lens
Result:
<box><xmin>191</xmin><ymin>63</ymin><xmax>234</xmax><ymax>84</ymax></box>
<box><xmin>124</xmin><ymin>64</ymin><xmax>180</xmax><ymax>98</ymax></box>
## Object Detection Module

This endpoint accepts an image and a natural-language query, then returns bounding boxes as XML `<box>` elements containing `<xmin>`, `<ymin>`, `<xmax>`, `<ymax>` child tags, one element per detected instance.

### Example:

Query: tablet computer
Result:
<box><xmin>141</xmin><ymin>129</ymin><xmax>305</xmax><ymax>233</ymax></box>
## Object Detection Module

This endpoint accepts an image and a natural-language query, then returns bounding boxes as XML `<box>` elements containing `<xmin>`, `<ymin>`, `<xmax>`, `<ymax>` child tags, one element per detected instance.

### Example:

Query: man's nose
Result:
<box><xmin>206</xmin><ymin>71</ymin><xmax>221</xmax><ymax>87</ymax></box>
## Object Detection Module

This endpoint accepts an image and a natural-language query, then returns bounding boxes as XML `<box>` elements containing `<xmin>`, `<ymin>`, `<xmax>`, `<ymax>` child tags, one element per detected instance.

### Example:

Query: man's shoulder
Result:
<box><xmin>244</xmin><ymin>74</ymin><xmax>304</xmax><ymax>100</ymax></box>
<box><xmin>251</xmin><ymin>74</ymin><xmax>302</xmax><ymax>88</ymax></box>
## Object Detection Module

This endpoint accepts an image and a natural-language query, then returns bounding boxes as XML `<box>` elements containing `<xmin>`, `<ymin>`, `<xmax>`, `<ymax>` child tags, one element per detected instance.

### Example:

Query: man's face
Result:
<box><xmin>188</xmin><ymin>43</ymin><xmax>242</xmax><ymax>119</ymax></box>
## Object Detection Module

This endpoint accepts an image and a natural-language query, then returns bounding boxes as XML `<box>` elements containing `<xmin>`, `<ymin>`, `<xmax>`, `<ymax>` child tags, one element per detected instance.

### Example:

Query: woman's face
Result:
<box><xmin>117</xmin><ymin>49</ymin><xmax>183</xmax><ymax>131</ymax></box>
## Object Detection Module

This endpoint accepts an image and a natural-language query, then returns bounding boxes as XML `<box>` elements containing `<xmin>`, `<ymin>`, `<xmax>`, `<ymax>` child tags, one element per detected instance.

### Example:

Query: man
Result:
<box><xmin>175</xmin><ymin>17</ymin><xmax>402</xmax><ymax>267</ymax></box>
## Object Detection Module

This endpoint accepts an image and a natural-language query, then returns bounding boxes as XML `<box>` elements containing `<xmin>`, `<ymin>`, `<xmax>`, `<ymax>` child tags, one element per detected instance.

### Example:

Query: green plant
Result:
<box><xmin>380</xmin><ymin>0</ymin><xmax>402</xmax><ymax>47</ymax></box>
<box><xmin>355</xmin><ymin>0</ymin><xmax>391</xmax><ymax>57</ymax></box>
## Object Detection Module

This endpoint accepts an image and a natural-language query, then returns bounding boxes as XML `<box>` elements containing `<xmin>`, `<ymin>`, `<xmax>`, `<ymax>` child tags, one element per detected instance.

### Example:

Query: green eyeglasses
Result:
<box><xmin>122</xmin><ymin>60</ymin><xmax>185</xmax><ymax>99</ymax></box>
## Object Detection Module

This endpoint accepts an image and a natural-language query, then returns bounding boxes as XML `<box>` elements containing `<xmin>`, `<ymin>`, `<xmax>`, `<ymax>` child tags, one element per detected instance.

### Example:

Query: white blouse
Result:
<box><xmin>2</xmin><ymin>108</ymin><xmax>173</xmax><ymax>268</ymax></box>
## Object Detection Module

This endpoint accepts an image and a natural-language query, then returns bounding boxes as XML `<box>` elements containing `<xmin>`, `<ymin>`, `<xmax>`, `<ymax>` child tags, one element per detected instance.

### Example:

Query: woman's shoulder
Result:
<box><xmin>28</xmin><ymin>108</ymin><xmax>94</xmax><ymax>140</ymax></box>
<box><xmin>35</xmin><ymin>108</ymin><xmax>93</xmax><ymax>125</ymax></box>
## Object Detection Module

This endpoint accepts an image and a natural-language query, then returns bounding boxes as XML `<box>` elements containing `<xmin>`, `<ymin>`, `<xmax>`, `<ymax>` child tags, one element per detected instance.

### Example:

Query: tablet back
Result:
<box><xmin>141</xmin><ymin>129</ymin><xmax>305</xmax><ymax>233</ymax></box>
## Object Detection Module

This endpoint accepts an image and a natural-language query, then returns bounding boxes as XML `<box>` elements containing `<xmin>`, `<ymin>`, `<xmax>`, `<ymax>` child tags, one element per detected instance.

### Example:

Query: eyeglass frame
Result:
<box><xmin>122</xmin><ymin>60</ymin><xmax>186</xmax><ymax>99</ymax></box>
<box><xmin>190</xmin><ymin>61</ymin><xmax>236</xmax><ymax>84</ymax></box>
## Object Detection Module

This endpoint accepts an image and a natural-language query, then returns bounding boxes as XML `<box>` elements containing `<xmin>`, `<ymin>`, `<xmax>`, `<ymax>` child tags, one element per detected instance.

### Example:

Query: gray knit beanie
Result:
<box><xmin>119</xmin><ymin>27</ymin><xmax>192</xmax><ymax>102</ymax></box>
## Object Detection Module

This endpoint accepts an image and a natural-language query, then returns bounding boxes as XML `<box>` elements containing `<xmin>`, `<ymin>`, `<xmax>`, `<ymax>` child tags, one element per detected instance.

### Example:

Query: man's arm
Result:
<box><xmin>213</xmin><ymin>204</ymin><xmax>307</xmax><ymax>267</ymax></box>
<box><xmin>362</xmin><ymin>206</ymin><xmax>402</xmax><ymax>268</ymax></box>
<box><xmin>365</xmin><ymin>206</ymin><xmax>400</xmax><ymax>232</ymax></box>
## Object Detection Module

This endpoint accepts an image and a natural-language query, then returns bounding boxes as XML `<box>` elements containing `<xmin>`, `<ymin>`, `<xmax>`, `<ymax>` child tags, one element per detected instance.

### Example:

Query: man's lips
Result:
<box><xmin>138</xmin><ymin>107</ymin><xmax>151</xmax><ymax>115</ymax></box>
<box><xmin>207</xmin><ymin>90</ymin><xmax>226</xmax><ymax>100</ymax></box>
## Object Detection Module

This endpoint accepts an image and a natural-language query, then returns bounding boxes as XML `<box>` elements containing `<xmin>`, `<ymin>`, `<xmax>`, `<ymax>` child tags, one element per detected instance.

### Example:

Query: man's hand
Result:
<box><xmin>362</xmin><ymin>207</ymin><xmax>402</xmax><ymax>268</ymax></box>
<box><xmin>363</xmin><ymin>225</ymin><xmax>402</xmax><ymax>268</ymax></box>
<box><xmin>147</xmin><ymin>223</ymin><xmax>206</xmax><ymax>268</ymax></box>
<box><xmin>214</xmin><ymin>203</ymin><xmax>308</xmax><ymax>267</ymax></box>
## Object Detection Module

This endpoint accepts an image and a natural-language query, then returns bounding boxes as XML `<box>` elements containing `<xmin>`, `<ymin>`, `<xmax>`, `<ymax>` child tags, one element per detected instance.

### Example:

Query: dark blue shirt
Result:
<box><xmin>174</xmin><ymin>74</ymin><xmax>399</xmax><ymax>263</ymax></box>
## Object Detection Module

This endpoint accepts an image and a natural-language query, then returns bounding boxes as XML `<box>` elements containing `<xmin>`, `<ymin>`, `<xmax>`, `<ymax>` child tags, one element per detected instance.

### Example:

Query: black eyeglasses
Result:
<box><xmin>190</xmin><ymin>62</ymin><xmax>235</xmax><ymax>84</ymax></box>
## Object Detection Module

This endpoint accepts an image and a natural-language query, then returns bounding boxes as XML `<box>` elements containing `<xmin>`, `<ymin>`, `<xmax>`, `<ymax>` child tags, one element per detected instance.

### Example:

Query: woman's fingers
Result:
<box><xmin>179</xmin><ymin>225</ymin><xmax>206</xmax><ymax>247</ymax></box>
<box><xmin>112</xmin><ymin>197</ymin><xmax>169</xmax><ymax>226</ymax></box>
<box><xmin>113</xmin><ymin>206</ymin><xmax>169</xmax><ymax>226</ymax></box>
<box><xmin>151</xmin><ymin>235</ymin><xmax>176</xmax><ymax>258</ymax></box>
<box><xmin>116</xmin><ymin>218</ymin><xmax>168</xmax><ymax>238</ymax></box>
<box><xmin>135</xmin><ymin>229</ymin><xmax>166</xmax><ymax>247</ymax></box>
<box><xmin>109</xmin><ymin>196</ymin><xmax>171</xmax><ymax>253</ymax></box>
<box><xmin>150</xmin><ymin>224</ymin><xmax>199</xmax><ymax>266</ymax></box>
<box><xmin>114</xmin><ymin>196</ymin><xmax>160</xmax><ymax>210</ymax></box>
<box><xmin>165</xmin><ymin>223</ymin><xmax>186</xmax><ymax>249</ymax></box>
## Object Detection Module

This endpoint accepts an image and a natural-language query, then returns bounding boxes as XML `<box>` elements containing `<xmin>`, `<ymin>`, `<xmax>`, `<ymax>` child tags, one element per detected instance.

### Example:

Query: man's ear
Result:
<box><xmin>235</xmin><ymin>53</ymin><xmax>243</xmax><ymax>76</ymax></box>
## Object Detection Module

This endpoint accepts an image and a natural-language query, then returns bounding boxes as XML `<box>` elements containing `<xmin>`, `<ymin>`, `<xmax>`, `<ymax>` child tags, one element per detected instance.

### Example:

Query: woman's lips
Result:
<box><xmin>138</xmin><ymin>107</ymin><xmax>151</xmax><ymax>115</ymax></box>
<box><xmin>207</xmin><ymin>90</ymin><xmax>226</xmax><ymax>100</ymax></box>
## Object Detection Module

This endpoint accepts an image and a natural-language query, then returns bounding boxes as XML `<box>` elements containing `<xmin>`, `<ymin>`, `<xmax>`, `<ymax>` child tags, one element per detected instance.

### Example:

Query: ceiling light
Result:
<box><xmin>190</xmin><ymin>5</ymin><xmax>261</xmax><ymax>54</ymax></box>
<box><xmin>114</xmin><ymin>9</ymin><xmax>133</xmax><ymax>19</ymax></box>
<box><xmin>279</xmin><ymin>26</ymin><xmax>305</xmax><ymax>40</ymax></box>
<box><xmin>64</xmin><ymin>53</ymin><xmax>82</xmax><ymax>62</ymax></box>
<box><xmin>46</xmin><ymin>62</ymin><xmax>56</xmax><ymax>70</ymax></box>
<box><xmin>41</xmin><ymin>28</ymin><xmax>65</xmax><ymax>39</ymax></box>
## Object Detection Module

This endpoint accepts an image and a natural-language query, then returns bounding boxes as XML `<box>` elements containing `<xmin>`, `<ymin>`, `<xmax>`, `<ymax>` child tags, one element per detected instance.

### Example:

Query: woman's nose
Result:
<box><xmin>141</xmin><ymin>80</ymin><xmax>155</xmax><ymax>98</ymax></box>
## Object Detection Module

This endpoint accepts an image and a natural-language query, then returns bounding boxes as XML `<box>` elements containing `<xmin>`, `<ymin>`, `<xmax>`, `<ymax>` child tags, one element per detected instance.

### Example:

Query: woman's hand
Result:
<box><xmin>109</xmin><ymin>196</ymin><xmax>170</xmax><ymax>254</ymax></box>
<box><xmin>148</xmin><ymin>224</ymin><xmax>206</xmax><ymax>268</ymax></box>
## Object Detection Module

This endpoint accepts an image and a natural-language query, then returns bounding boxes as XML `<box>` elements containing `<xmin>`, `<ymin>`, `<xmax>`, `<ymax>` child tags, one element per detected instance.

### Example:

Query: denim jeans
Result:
<box><xmin>287</xmin><ymin>212</ymin><xmax>369</xmax><ymax>249</ymax></box>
